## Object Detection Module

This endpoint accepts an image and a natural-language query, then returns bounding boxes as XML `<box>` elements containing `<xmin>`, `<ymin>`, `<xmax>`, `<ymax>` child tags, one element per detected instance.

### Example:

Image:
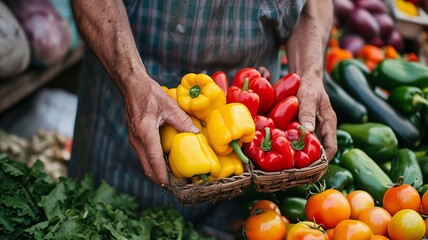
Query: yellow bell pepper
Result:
<box><xmin>168</xmin><ymin>132</ymin><xmax>221</xmax><ymax>180</ymax></box>
<box><xmin>396</xmin><ymin>0</ymin><xmax>419</xmax><ymax>16</ymax></box>
<box><xmin>160</xmin><ymin>116</ymin><xmax>202</xmax><ymax>154</ymax></box>
<box><xmin>205</xmin><ymin>102</ymin><xmax>255</xmax><ymax>163</ymax></box>
<box><xmin>191</xmin><ymin>151</ymin><xmax>245</xmax><ymax>183</ymax></box>
<box><xmin>176</xmin><ymin>73</ymin><xmax>226</xmax><ymax>121</ymax></box>
<box><xmin>161</xmin><ymin>86</ymin><xmax>177</xmax><ymax>101</ymax></box>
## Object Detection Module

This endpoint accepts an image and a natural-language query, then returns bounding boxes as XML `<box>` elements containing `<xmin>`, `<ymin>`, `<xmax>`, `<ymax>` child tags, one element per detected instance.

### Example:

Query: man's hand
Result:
<box><xmin>285</xmin><ymin>0</ymin><xmax>338</xmax><ymax>161</ymax></box>
<box><xmin>124</xmin><ymin>73</ymin><xmax>199</xmax><ymax>187</ymax></box>
<box><xmin>72</xmin><ymin>0</ymin><xmax>198</xmax><ymax>187</ymax></box>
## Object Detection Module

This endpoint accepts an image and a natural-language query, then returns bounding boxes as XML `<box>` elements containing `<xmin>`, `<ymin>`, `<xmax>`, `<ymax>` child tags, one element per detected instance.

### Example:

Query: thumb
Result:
<box><xmin>167</xmin><ymin>107</ymin><xmax>200</xmax><ymax>134</ymax></box>
<box><xmin>298</xmin><ymin>95</ymin><xmax>316</xmax><ymax>132</ymax></box>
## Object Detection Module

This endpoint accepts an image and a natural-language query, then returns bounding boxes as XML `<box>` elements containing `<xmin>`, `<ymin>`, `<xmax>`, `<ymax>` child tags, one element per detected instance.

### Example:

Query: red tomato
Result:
<box><xmin>382</xmin><ymin>181</ymin><xmax>421</xmax><ymax>216</ymax></box>
<box><xmin>387</xmin><ymin>209</ymin><xmax>425</xmax><ymax>240</ymax></box>
<box><xmin>358</xmin><ymin>207</ymin><xmax>391</xmax><ymax>236</ymax></box>
<box><xmin>305</xmin><ymin>189</ymin><xmax>351</xmax><ymax>229</ymax></box>
<box><xmin>287</xmin><ymin>221</ymin><xmax>329</xmax><ymax>240</ymax></box>
<box><xmin>421</xmin><ymin>190</ymin><xmax>428</xmax><ymax>215</ymax></box>
<box><xmin>249</xmin><ymin>200</ymin><xmax>281</xmax><ymax>215</ymax></box>
<box><xmin>346</xmin><ymin>190</ymin><xmax>375</xmax><ymax>219</ymax></box>
<box><xmin>244</xmin><ymin>209</ymin><xmax>286</xmax><ymax>240</ymax></box>
<box><xmin>326</xmin><ymin>228</ymin><xmax>335</xmax><ymax>240</ymax></box>
<box><xmin>333</xmin><ymin>220</ymin><xmax>373</xmax><ymax>240</ymax></box>
<box><xmin>425</xmin><ymin>218</ymin><xmax>428</xmax><ymax>237</ymax></box>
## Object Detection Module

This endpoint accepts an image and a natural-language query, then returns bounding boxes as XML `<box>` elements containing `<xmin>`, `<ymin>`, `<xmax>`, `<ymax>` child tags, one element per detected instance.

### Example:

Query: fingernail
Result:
<box><xmin>190</xmin><ymin>125</ymin><xmax>200</xmax><ymax>133</ymax></box>
<box><xmin>303</xmin><ymin>122</ymin><xmax>314</xmax><ymax>132</ymax></box>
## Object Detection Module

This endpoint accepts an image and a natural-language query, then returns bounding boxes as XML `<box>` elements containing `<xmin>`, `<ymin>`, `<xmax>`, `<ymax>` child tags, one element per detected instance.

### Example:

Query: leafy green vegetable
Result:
<box><xmin>0</xmin><ymin>154</ymin><xmax>215</xmax><ymax>240</ymax></box>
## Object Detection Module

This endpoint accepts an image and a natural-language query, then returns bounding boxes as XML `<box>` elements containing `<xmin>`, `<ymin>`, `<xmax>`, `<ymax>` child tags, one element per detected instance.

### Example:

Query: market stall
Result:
<box><xmin>2</xmin><ymin>0</ymin><xmax>428</xmax><ymax>239</ymax></box>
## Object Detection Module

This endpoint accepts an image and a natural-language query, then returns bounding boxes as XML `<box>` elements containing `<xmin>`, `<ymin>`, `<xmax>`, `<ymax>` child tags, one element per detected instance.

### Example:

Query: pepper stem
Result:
<box><xmin>412</xmin><ymin>94</ymin><xmax>428</xmax><ymax>108</ymax></box>
<box><xmin>261</xmin><ymin>127</ymin><xmax>272</xmax><ymax>151</ymax></box>
<box><xmin>189</xmin><ymin>86</ymin><xmax>201</xmax><ymax>98</ymax></box>
<box><xmin>242</xmin><ymin>78</ymin><xmax>250</xmax><ymax>91</ymax></box>
<box><xmin>198</xmin><ymin>174</ymin><xmax>208</xmax><ymax>181</ymax></box>
<box><xmin>291</xmin><ymin>125</ymin><xmax>306</xmax><ymax>151</ymax></box>
<box><xmin>231</xmin><ymin>140</ymin><xmax>249</xmax><ymax>163</ymax></box>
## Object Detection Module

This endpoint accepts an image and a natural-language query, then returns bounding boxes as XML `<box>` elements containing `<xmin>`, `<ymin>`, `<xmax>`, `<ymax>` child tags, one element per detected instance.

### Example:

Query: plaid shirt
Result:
<box><xmin>70</xmin><ymin>0</ymin><xmax>306</xmax><ymax>233</ymax></box>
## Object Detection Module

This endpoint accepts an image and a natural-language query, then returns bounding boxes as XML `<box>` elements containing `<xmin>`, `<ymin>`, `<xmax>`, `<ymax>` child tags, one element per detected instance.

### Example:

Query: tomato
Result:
<box><xmin>425</xmin><ymin>218</ymin><xmax>428</xmax><ymax>237</ymax></box>
<box><xmin>244</xmin><ymin>209</ymin><xmax>286</xmax><ymax>240</ymax></box>
<box><xmin>421</xmin><ymin>190</ymin><xmax>428</xmax><ymax>215</ymax></box>
<box><xmin>287</xmin><ymin>221</ymin><xmax>329</xmax><ymax>240</ymax></box>
<box><xmin>382</xmin><ymin>182</ymin><xmax>421</xmax><ymax>216</ymax></box>
<box><xmin>387</xmin><ymin>209</ymin><xmax>425</xmax><ymax>240</ymax></box>
<box><xmin>371</xmin><ymin>235</ymin><xmax>389</xmax><ymax>240</ymax></box>
<box><xmin>284</xmin><ymin>223</ymin><xmax>295</xmax><ymax>239</ymax></box>
<box><xmin>346</xmin><ymin>190</ymin><xmax>375</xmax><ymax>219</ymax></box>
<box><xmin>281</xmin><ymin>215</ymin><xmax>291</xmax><ymax>224</ymax></box>
<box><xmin>250</xmin><ymin>200</ymin><xmax>281</xmax><ymax>215</ymax></box>
<box><xmin>358</xmin><ymin>206</ymin><xmax>391</xmax><ymax>236</ymax></box>
<box><xmin>326</xmin><ymin>228</ymin><xmax>334</xmax><ymax>240</ymax></box>
<box><xmin>305</xmin><ymin>189</ymin><xmax>351</xmax><ymax>229</ymax></box>
<box><xmin>333</xmin><ymin>220</ymin><xmax>373</xmax><ymax>240</ymax></box>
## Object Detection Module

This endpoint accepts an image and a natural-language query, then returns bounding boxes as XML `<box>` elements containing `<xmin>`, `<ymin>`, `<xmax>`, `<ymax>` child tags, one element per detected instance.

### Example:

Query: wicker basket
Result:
<box><xmin>250</xmin><ymin>146</ymin><xmax>328</xmax><ymax>193</ymax></box>
<box><xmin>169</xmin><ymin>168</ymin><xmax>252</xmax><ymax>205</ymax></box>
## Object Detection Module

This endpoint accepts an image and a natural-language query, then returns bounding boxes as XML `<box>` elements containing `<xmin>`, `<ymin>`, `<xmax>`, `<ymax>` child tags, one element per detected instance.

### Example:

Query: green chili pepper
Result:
<box><xmin>331</xmin><ymin>129</ymin><xmax>354</xmax><ymax>165</ymax></box>
<box><xmin>389</xmin><ymin>148</ymin><xmax>423</xmax><ymax>189</ymax></box>
<box><xmin>338</xmin><ymin>122</ymin><xmax>398</xmax><ymax>164</ymax></box>
<box><xmin>279</xmin><ymin>197</ymin><xmax>307</xmax><ymax>223</ymax></box>
<box><xmin>319</xmin><ymin>164</ymin><xmax>354</xmax><ymax>194</ymax></box>
<box><xmin>372</xmin><ymin>59</ymin><xmax>428</xmax><ymax>90</ymax></box>
<box><xmin>387</xmin><ymin>86</ymin><xmax>428</xmax><ymax>115</ymax></box>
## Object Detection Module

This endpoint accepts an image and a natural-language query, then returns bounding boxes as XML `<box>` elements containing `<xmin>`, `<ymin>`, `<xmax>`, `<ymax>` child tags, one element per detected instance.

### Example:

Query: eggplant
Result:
<box><xmin>373</xmin><ymin>13</ymin><xmax>395</xmax><ymax>39</ymax></box>
<box><xmin>347</xmin><ymin>8</ymin><xmax>380</xmax><ymax>40</ymax></box>
<box><xmin>340</xmin><ymin>34</ymin><xmax>365</xmax><ymax>56</ymax></box>
<box><xmin>354</xmin><ymin>0</ymin><xmax>387</xmax><ymax>14</ymax></box>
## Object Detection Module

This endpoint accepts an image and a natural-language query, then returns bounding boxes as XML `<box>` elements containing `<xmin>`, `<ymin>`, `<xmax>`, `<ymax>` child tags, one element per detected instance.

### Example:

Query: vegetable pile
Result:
<box><xmin>0</xmin><ymin>154</ymin><xmax>214</xmax><ymax>240</ymax></box>
<box><xmin>161</xmin><ymin>68</ymin><xmax>323</xmax><ymax>184</ymax></box>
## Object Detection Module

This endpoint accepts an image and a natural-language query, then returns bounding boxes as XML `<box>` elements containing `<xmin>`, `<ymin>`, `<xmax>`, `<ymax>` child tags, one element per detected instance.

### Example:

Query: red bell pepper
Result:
<box><xmin>272</xmin><ymin>73</ymin><xmax>300</xmax><ymax>107</ymax></box>
<box><xmin>285</xmin><ymin>122</ymin><xmax>321</xmax><ymax>168</ymax></box>
<box><xmin>211</xmin><ymin>71</ymin><xmax>229</xmax><ymax>95</ymax></box>
<box><xmin>232</xmin><ymin>68</ymin><xmax>275</xmax><ymax>115</ymax></box>
<box><xmin>244</xmin><ymin>127</ymin><xmax>295</xmax><ymax>171</ymax></box>
<box><xmin>268</xmin><ymin>96</ymin><xmax>299</xmax><ymax>131</ymax></box>
<box><xmin>254</xmin><ymin>115</ymin><xmax>275</xmax><ymax>132</ymax></box>
<box><xmin>227</xmin><ymin>78</ymin><xmax>260</xmax><ymax>118</ymax></box>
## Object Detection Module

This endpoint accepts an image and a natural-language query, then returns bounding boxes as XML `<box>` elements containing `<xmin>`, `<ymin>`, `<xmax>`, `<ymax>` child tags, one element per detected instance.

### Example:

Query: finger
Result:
<box><xmin>317</xmin><ymin>104</ymin><xmax>338</xmax><ymax>161</ymax></box>
<box><xmin>166</xmin><ymin>105</ymin><xmax>200</xmax><ymax>134</ymax></box>
<box><xmin>297</xmin><ymin>90</ymin><xmax>317</xmax><ymax>132</ymax></box>
<box><xmin>128</xmin><ymin>134</ymin><xmax>158</xmax><ymax>183</ymax></box>
<box><xmin>137</xmin><ymin>118</ymin><xmax>171</xmax><ymax>187</ymax></box>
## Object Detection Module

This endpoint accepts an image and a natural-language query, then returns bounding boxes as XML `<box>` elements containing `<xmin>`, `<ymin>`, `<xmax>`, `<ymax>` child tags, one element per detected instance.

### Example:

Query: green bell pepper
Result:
<box><xmin>331</xmin><ymin>129</ymin><xmax>354</xmax><ymax>165</ymax></box>
<box><xmin>339</xmin><ymin>148</ymin><xmax>393</xmax><ymax>205</ymax></box>
<box><xmin>372</xmin><ymin>59</ymin><xmax>428</xmax><ymax>90</ymax></box>
<box><xmin>319</xmin><ymin>164</ymin><xmax>354</xmax><ymax>194</ymax></box>
<box><xmin>387</xmin><ymin>86</ymin><xmax>428</xmax><ymax>115</ymax></box>
<box><xmin>338</xmin><ymin>122</ymin><xmax>398</xmax><ymax>163</ymax></box>
<box><xmin>389</xmin><ymin>148</ymin><xmax>423</xmax><ymax>189</ymax></box>
<box><xmin>279</xmin><ymin>197</ymin><xmax>307</xmax><ymax>223</ymax></box>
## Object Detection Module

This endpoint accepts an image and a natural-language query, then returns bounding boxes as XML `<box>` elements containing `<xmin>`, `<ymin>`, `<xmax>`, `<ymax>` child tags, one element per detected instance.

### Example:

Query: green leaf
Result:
<box><xmin>41</xmin><ymin>181</ymin><xmax>67</xmax><ymax>220</ymax></box>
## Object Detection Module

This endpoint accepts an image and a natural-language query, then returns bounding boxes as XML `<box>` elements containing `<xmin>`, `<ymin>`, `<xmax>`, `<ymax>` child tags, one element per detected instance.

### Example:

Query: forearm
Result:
<box><xmin>285</xmin><ymin>0</ymin><xmax>334</xmax><ymax>83</ymax></box>
<box><xmin>71</xmin><ymin>0</ymin><xmax>148</xmax><ymax>94</ymax></box>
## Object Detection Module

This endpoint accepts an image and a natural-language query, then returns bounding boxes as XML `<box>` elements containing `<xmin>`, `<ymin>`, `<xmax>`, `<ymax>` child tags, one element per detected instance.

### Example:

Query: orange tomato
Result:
<box><xmin>387</xmin><ymin>209</ymin><xmax>425</xmax><ymax>240</ymax></box>
<box><xmin>347</xmin><ymin>190</ymin><xmax>375</xmax><ymax>219</ymax></box>
<box><xmin>326</xmin><ymin>228</ymin><xmax>335</xmax><ymax>239</ymax></box>
<box><xmin>371</xmin><ymin>235</ymin><xmax>389</xmax><ymax>240</ymax></box>
<box><xmin>383</xmin><ymin>45</ymin><xmax>399</xmax><ymax>59</ymax></box>
<box><xmin>244</xmin><ymin>209</ymin><xmax>286</xmax><ymax>240</ymax></box>
<box><xmin>333</xmin><ymin>220</ymin><xmax>373</xmax><ymax>240</ymax></box>
<box><xmin>382</xmin><ymin>181</ymin><xmax>421</xmax><ymax>216</ymax></box>
<box><xmin>284</xmin><ymin>223</ymin><xmax>295</xmax><ymax>239</ymax></box>
<box><xmin>250</xmin><ymin>200</ymin><xmax>281</xmax><ymax>215</ymax></box>
<box><xmin>425</xmin><ymin>218</ymin><xmax>428</xmax><ymax>237</ymax></box>
<box><xmin>305</xmin><ymin>189</ymin><xmax>351</xmax><ymax>229</ymax></box>
<box><xmin>358</xmin><ymin>207</ymin><xmax>391</xmax><ymax>236</ymax></box>
<box><xmin>287</xmin><ymin>221</ymin><xmax>329</xmax><ymax>240</ymax></box>
<box><xmin>281</xmin><ymin>215</ymin><xmax>291</xmax><ymax>224</ymax></box>
<box><xmin>421</xmin><ymin>190</ymin><xmax>428</xmax><ymax>215</ymax></box>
